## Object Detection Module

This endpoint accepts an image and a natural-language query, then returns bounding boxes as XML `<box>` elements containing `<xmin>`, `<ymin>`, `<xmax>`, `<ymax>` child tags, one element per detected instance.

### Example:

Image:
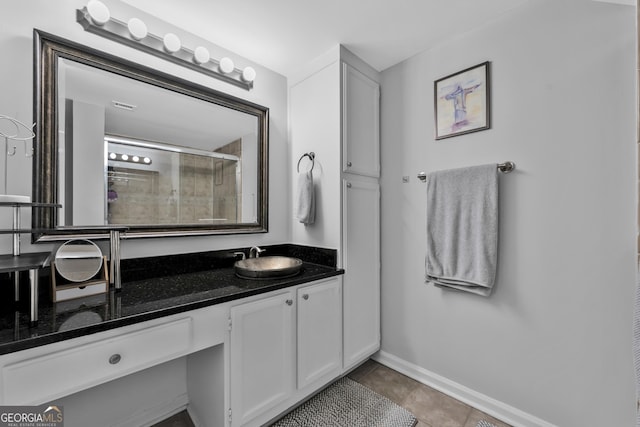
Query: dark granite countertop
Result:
<box><xmin>0</xmin><ymin>244</ymin><xmax>342</xmax><ymax>355</ymax></box>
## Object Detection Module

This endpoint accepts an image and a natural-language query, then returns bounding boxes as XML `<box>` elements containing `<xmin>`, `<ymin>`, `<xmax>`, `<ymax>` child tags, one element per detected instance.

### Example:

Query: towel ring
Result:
<box><xmin>297</xmin><ymin>152</ymin><xmax>315</xmax><ymax>173</ymax></box>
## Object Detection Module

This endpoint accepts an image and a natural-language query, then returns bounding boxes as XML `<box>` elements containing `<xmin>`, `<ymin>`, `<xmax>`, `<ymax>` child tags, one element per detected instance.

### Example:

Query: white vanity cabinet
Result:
<box><xmin>297</xmin><ymin>278</ymin><xmax>342</xmax><ymax>389</ymax></box>
<box><xmin>342</xmin><ymin>62</ymin><xmax>380</xmax><ymax>178</ymax></box>
<box><xmin>0</xmin><ymin>273</ymin><xmax>343</xmax><ymax>427</ymax></box>
<box><xmin>342</xmin><ymin>178</ymin><xmax>380</xmax><ymax>369</ymax></box>
<box><xmin>0</xmin><ymin>304</ymin><xmax>228</xmax><ymax>406</ymax></box>
<box><xmin>229</xmin><ymin>290</ymin><xmax>296</xmax><ymax>427</ymax></box>
<box><xmin>228</xmin><ymin>277</ymin><xmax>342</xmax><ymax>427</ymax></box>
<box><xmin>2</xmin><ymin>318</ymin><xmax>191</xmax><ymax>405</ymax></box>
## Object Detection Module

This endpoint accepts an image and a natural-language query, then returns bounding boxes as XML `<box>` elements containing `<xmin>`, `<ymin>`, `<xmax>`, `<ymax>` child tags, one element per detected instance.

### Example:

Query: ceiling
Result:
<box><xmin>120</xmin><ymin>0</ymin><xmax>534</xmax><ymax>77</ymax></box>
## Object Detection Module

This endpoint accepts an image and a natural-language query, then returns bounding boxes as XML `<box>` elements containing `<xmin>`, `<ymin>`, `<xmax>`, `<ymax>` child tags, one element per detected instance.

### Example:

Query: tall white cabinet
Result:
<box><xmin>342</xmin><ymin>178</ymin><xmax>380</xmax><ymax>368</ymax></box>
<box><xmin>289</xmin><ymin>45</ymin><xmax>381</xmax><ymax>372</ymax></box>
<box><xmin>341</xmin><ymin>60</ymin><xmax>381</xmax><ymax>370</ymax></box>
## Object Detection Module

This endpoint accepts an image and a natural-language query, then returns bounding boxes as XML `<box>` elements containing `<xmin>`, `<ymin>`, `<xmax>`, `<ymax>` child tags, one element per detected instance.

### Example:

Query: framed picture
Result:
<box><xmin>434</xmin><ymin>61</ymin><xmax>490</xmax><ymax>140</ymax></box>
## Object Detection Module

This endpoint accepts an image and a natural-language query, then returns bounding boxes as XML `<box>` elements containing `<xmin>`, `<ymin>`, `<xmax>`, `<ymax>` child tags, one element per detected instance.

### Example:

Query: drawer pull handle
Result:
<box><xmin>302</xmin><ymin>294</ymin><xmax>309</xmax><ymax>300</ymax></box>
<box><xmin>286</xmin><ymin>299</ymin><xmax>293</xmax><ymax>306</ymax></box>
<box><xmin>109</xmin><ymin>354</ymin><xmax>122</xmax><ymax>365</ymax></box>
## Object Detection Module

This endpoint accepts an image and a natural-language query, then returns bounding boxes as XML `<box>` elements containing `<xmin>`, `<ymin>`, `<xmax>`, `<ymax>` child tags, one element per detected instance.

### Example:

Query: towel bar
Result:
<box><xmin>417</xmin><ymin>161</ymin><xmax>515</xmax><ymax>182</ymax></box>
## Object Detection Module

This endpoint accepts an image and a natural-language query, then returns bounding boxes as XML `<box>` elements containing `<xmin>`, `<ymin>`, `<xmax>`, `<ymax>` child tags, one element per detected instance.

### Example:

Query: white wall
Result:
<box><xmin>0</xmin><ymin>0</ymin><xmax>289</xmax><ymax>257</ymax></box>
<box><xmin>71</xmin><ymin>100</ymin><xmax>105</xmax><ymax>225</ymax></box>
<box><xmin>289</xmin><ymin>47</ymin><xmax>342</xmax><ymax>251</ymax></box>
<box><xmin>379</xmin><ymin>0</ymin><xmax>637</xmax><ymax>426</ymax></box>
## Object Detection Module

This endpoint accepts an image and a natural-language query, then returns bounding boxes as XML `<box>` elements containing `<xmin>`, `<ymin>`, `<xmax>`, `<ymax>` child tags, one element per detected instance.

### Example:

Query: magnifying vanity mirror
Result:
<box><xmin>33</xmin><ymin>30</ymin><xmax>269</xmax><ymax>241</ymax></box>
<box><xmin>54</xmin><ymin>239</ymin><xmax>103</xmax><ymax>282</ymax></box>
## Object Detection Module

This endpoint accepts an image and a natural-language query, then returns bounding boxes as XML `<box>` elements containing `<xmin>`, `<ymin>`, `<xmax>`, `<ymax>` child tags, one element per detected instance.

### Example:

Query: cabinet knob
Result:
<box><xmin>346</xmin><ymin>182</ymin><xmax>352</xmax><ymax>188</ymax></box>
<box><xmin>347</xmin><ymin>161</ymin><xmax>352</xmax><ymax>167</ymax></box>
<box><xmin>286</xmin><ymin>299</ymin><xmax>293</xmax><ymax>306</ymax></box>
<box><xmin>302</xmin><ymin>294</ymin><xmax>309</xmax><ymax>300</ymax></box>
<box><xmin>109</xmin><ymin>354</ymin><xmax>121</xmax><ymax>365</ymax></box>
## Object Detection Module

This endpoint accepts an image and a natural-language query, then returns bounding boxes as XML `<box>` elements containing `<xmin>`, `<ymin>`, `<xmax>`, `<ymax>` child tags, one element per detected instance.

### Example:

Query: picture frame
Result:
<box><xmin>434</xmin><ymin>61</ymin><xmax>490</xmax><ymax>140</ymax></box>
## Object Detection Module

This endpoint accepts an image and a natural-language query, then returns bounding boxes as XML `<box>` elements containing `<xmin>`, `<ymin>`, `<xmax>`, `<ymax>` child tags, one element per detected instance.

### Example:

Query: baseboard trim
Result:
<box><xmin>110</xmin><ymin>392</ymin><xmax>189</xmax><ymax>427</ymax></box>
<box><xmin>372</xmin><ymin>351</ymin><xmax>557</xmax><ymax>427</ymax></box>
<box><xmin>187</xmin><ymin>405</ymin><xmax>203</xmax><ymax>427</ymax></box>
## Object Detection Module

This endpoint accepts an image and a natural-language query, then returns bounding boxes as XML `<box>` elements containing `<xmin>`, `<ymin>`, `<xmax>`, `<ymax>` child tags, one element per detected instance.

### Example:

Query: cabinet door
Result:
<box><xmin>229</xmin><ymin>291</ymin><xmax>295</xmax><ymax>427</ymax></box>
<box><xmin>297</xmin><ymin>277</ymin><xmax>342</xmax><ymax>390</ymax></box>
<box><xmin>342</xmin><ymin>179</ymin><xmax>380</xmax><ymax>369</ymax></box>
<box><xmin>342</xmin><ymin>62</ymin><xmax>380</xmax><ymax>178</ymax></box>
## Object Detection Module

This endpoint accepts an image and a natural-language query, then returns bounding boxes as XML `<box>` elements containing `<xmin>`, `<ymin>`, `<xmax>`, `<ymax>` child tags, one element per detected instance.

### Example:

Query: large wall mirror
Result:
<box><xmin>33</xmin><ymin>31</ymin><xmax>268</xmax><ymax>241</ymax></box>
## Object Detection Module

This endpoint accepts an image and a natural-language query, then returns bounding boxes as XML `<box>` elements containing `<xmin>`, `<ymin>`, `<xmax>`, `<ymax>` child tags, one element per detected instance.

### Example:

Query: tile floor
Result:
<box><xmin>153</xmin><ymin>359</ymin><xmax>512</xmax><ymax>427</ymax></box>
<box><xmin>347</xmin><ymin>360</ymin><xmax>512</xmax><ymax>427</ymax></box>
<box><xmin>153</xmin><ymin>410</ymin><xmax>195</xmax><ymax>427</ymax></box>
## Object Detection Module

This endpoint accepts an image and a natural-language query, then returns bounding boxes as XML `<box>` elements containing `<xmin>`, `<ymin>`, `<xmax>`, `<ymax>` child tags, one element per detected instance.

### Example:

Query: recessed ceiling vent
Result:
<box><xmin>112</xmin><ymin>100</ymin><xmax>136</xmax><ymax>111</ymax></box>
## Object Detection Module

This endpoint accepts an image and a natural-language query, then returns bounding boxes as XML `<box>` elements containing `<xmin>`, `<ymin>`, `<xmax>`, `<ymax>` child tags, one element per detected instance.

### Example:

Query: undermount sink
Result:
<box><xmin>234</xmin><ymin>256</ymin><xmax>303</xmax><ymax>279</ymax></box>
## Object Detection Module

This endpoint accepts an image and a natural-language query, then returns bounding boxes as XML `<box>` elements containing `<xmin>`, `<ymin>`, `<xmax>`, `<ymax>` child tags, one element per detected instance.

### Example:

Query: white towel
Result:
<box><xmin>425</xmin><ymin>164</ymin><xmax>498</xmax><ymax>296</ymax></box>
<box><xmin>296</xmin><ymin>170</ymin><xmax>315</xmax><ymax>224</ymax></box>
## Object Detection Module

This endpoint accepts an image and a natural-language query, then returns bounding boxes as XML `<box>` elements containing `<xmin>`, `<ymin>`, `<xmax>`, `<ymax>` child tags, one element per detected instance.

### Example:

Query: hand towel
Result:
<box><xmin>296</xmin><ymin>170</ymin><xmax>315</xmax><ymax>224</ymax></box>
<box><xmin>425</xmin><ymin>164</ymin><xmax>498</xmax><ymax>296</ymax></box>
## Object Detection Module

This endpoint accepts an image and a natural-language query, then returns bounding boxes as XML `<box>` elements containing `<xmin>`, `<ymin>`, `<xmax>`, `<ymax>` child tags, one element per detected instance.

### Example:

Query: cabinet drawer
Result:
<box><xmin>54</xmin><ymin>281</ymin><xmax>107</xmax><ymax>302</ymax></box>
<box><xmin>2</xmin><ymin>317</ymin><xmax>192</xmax><ymax>404</ymax></box>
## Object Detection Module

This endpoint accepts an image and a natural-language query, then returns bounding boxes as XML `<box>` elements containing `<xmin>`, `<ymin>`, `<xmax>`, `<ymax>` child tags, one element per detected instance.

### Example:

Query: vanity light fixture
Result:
<box><xmin>77</xmin><ymin>1</ymin><xmax>255</xmax><ymax>90</ymax></box>
<box><xmin>108</xmin><ymin>152</ymin><xmax>153</xmax><ymax>165</ymax></box>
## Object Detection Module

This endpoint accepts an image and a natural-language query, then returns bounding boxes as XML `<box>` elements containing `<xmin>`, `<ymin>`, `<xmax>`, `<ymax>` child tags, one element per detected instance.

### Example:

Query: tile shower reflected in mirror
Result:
<box><xmin>104</xmin><ymin>136</ymin><xmax>241</xmax><ymax>226</ymax></box>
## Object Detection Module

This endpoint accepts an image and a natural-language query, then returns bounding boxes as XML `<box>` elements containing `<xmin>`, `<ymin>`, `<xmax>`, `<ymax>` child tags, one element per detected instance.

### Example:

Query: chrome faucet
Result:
<box><xmin>249</xmin><ymin>246</ymin><xmax>265</xmax><ymax>258</ymax></box>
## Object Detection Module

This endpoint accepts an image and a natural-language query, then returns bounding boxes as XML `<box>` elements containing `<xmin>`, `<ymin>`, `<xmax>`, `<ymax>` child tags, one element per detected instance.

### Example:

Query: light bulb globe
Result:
<box><xmin>242</xmin><ymin>66</ymin><xmax>256</xmax><ymax>82</ymax></box>
<box><xmin>219</xmin><ymin>57</ymin><xmax>234</xmax><ymax>74</ymax></box>
<box><xmin>87</xmin><ymin>0</ymin><xmax>110</xmax><ymax>26</ymax></box>
<box><xmin>163</xmin><ymin>33</ymin><xmax>181</xmax><ymax>53</ymax></box>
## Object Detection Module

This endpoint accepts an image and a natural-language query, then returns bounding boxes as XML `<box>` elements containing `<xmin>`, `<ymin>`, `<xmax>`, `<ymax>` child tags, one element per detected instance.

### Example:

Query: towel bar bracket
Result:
<box><xmin>498</xmin><ymin>161</ymin><xmax>515</xmax><ymax>173</ymax></box>
<box><xmin>417</xmin><ymin>161</ymin><xmax>515</xmax><ymax>182</ymax></box>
